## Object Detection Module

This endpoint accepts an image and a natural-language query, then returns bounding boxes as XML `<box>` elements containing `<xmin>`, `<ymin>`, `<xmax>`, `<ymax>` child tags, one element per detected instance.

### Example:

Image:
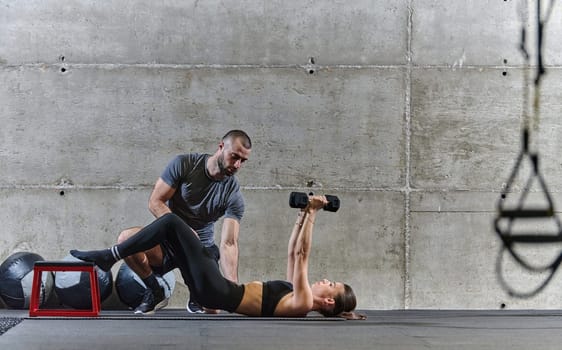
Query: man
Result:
<box><xmin>117</xmin><ymin>130</ymin><xmax>252</xmax><ymax>314</ymax></box>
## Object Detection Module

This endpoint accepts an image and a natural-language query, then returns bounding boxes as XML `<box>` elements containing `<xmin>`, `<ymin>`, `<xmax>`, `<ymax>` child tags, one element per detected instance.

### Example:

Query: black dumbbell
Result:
<box><xmin>289</xmin><ymin>192</ymin><xmax>340</xmax><ymax>212</ymax></box>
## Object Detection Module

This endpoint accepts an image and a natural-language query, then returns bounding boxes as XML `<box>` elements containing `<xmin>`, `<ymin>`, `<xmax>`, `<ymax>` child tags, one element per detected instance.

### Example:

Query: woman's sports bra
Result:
<box><xmin>261</xmin><ymin>280</ymin><xmax>293</xmax><ymax>316</ymax></box>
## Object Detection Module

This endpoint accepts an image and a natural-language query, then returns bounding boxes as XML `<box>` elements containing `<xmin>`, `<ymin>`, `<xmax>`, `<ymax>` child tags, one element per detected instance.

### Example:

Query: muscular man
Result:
<box><xmin>118</xmin><ymin>130</ymin><xmax>252</xmax><ymax>314</ymax></box>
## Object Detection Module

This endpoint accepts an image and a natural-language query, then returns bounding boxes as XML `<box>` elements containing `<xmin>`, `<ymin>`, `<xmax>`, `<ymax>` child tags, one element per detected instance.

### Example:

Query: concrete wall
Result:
<box><xmin>2</xmin><ymin>0</ymin><xmax>562</xmax><ymax>310</ymax></box>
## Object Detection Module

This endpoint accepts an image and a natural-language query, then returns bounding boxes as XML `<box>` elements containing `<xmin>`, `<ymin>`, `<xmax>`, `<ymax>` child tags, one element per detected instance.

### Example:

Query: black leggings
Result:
<box><xmin>116</xmin><ymin>213</ymin><xmax>244</xmax><ymax>312</ymax></box>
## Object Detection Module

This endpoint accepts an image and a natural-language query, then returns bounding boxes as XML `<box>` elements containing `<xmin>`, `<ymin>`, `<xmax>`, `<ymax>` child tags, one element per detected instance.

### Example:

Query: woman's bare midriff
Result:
<box><xmin>234</xmin><ymin>281</ymin><xmax>263</xmax><ymax>316</ymax></box>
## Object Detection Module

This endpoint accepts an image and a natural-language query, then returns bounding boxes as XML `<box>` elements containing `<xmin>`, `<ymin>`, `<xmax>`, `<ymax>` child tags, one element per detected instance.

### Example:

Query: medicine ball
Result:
<box><xmin>0</xmin><ymin>251</ymin><xmax>54</xmax><ymax>309</ymax></box>
<box><xmin>115</xmin><ymin>262</ymin><xmax>175</xmax><ymax>309</ymax></box>
<box><xmin>54</xmin><ymin>255</ymin><xmax>113</xmax><ymax>309</ymax></box>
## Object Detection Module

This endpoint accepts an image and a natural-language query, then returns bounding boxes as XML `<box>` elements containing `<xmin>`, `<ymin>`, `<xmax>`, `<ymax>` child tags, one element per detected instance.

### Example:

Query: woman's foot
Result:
<box><xmin>70</xmin><ymin>248</ymin><xmax>116</xmax><ymax>271</ymax></box>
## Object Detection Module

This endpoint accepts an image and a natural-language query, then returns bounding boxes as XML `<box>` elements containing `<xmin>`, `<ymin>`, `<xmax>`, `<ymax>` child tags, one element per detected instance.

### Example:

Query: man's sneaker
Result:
<box><xmin>186</xmin><ymin>299</ymin><xmax>205</xmax><ymax>314</ymax></box>
<box><xmin>134</xmin><ymin>287</ymin><xmax>168</xmax><ymax>315</ymax></box>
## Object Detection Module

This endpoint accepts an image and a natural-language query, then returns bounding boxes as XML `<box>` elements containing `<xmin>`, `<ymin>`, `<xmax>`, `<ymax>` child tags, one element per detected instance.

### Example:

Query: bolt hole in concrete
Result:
<box><xmin>60</xmin><ymin>67</ymin><xmax>67</xmax><ymax>73</ymax></box>
<box><xmin>308</xmin><ymin>57</ymin><xmax>315</xmax><ymax>74</ymax></box>
<box><xmin>59</xmin><ymin>191</ymin><xmax>65</xmax><ymax>196</ymax></box>
<box><xmin>502</xmin><ymin>71</ymin><xmax>507</xmax><ymax>76</ymax></box>
<box><xmin>500</xmin><ymin>303</ymin><xmax>507</xmax><ymax>309</ymax></box>
<box><xmin>503</xmin><ymin>59</ymin><xmax>508</xmax><ymax>64</ymax></box>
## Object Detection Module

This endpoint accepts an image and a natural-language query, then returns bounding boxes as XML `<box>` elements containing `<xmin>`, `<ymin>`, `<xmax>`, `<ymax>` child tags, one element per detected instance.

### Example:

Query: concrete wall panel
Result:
<box><xmin>0</xmin><ymin>66</ymin><xmax>406</xmax><ymax>189</ymax></box>
<box><xmin>0</xmin><ymin>188</ymin><xmax>152</xmax><ymax>259</ymax></box>
<box><xmin>0</xmin><ymin>0</ymin><xmax>408</xmax><ymax>65</ymax></box>
<box><xmin>411</xmin><ymin>67</ymin><xmax>562</xmax><ymax>191</ymax></box>
<box><xmin>410</xmin><ymin>191</ymin><xmax>562</xmax><ymax>309</ymax></box>
<box><xmin>412</xmin><ymin>0</ymin><xmax>562</xmax><ymax>66</ymax></box>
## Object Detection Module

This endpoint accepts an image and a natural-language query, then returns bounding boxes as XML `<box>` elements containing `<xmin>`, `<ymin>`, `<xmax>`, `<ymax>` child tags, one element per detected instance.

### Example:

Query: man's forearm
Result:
<box><xmin>220</xmin><ymin>244</ymin><xmax>239</xmax><ymax>283</ymax></box>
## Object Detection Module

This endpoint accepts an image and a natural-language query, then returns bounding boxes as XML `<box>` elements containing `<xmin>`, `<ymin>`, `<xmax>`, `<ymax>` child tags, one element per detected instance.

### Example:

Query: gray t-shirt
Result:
<box><xmin>160</xmin><ymin>153</ymin><xmax>244</xmax><ymax>246</ymax></box>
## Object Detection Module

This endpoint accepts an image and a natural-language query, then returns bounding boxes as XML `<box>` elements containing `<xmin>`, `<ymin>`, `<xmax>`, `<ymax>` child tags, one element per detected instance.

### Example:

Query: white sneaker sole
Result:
<box><xmin>134</xmin><ymin>297</ymin><xmax>169</xmax><ymax>315</ymax></box>
<box><xmin>186</xmin><ymin>302</ymin><xmax>205</xmax><ymax>314</ymax></box>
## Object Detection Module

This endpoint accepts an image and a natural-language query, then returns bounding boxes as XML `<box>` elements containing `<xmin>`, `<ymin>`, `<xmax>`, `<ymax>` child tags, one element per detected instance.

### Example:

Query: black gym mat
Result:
<box><xmin>24</xmin><ymin>309</ymin><xmax>345</xmax><ymax>321</ymax></box>
<box><xmin>5</xmin><ymin>310</ymin><xmax>562</xmax><ymax>350</ymax></box>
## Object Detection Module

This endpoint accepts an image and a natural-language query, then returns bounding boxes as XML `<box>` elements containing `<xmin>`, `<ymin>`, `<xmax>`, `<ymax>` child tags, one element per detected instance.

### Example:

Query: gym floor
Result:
<box><xmin>1</xmin><ymin>309</ymin><xmax>562</xmax><ymax>349</ymax></box>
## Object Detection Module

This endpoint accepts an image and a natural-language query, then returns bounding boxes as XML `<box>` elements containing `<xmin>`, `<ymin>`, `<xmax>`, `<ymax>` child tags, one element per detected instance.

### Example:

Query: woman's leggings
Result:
<box><xmin>116</xmin><ymin>213</ymin><xmax>244</xmax><ymax>312</ymax></box>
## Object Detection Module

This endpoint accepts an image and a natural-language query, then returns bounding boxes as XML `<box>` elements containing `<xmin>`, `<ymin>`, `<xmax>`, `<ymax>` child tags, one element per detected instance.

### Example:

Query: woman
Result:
<box><xmin>71</xmin><ymin>195</ymin><xmax>363</xmax><ymax>319</ymax></box>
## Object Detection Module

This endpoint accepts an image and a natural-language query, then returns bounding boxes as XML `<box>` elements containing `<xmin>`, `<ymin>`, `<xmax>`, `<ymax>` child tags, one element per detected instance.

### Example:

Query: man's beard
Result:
<box><xmin>217</xmin><ymin>153</ymin><xmax>235</xmax><ymax>176</ymax></box>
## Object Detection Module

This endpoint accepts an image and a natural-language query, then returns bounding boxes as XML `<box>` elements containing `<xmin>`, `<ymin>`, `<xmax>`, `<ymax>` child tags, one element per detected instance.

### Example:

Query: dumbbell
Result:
<box><xmin>289</xmin><ymin>192</ymin><xmax>340</xmax><ymax>212</ymax></box>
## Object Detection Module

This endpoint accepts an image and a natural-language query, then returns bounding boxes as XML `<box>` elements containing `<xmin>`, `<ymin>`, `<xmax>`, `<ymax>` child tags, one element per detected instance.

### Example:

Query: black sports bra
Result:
<box><xmin>261</xmin><ymin>280</ymin><xmax>293</xmax><ymax>316</ymax></box>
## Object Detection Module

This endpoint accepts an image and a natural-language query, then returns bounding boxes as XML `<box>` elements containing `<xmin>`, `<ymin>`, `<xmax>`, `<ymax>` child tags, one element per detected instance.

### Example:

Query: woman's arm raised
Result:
<box><xmin>285</xmin><ymin>196</ymin><xmax>327</xmax><ymax>315</ymax></box>
<box><xmin>287</xmin><ymin>209</ymin><xmax>306</xmax><ymax>283</ymax></box>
